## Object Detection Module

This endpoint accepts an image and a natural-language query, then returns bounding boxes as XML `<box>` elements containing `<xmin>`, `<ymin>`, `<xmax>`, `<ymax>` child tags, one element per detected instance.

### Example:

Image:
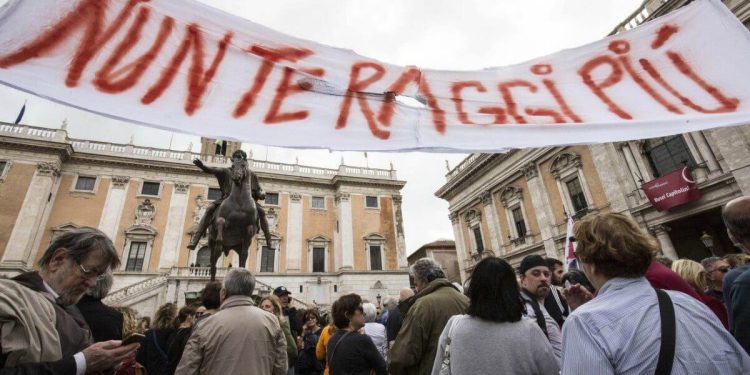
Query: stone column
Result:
<box><xmin>335</xmin><ymin>193</ymin><xmax>354</xmax><ymax>270</ymax></box>
<box><xmin>690</xmin><ymin>131</ymin><xmax>721</xmax><ymax>175</ymax></box>
<box><xmin>450</xmin><ymin>213</ymin><xmax>468</xmax><ymax>284</ymax></box>
<box><xmin>285</xmin><ymin>193</ymin><xmax>303</xmax><ymax>271</ymax></box>
<box><xmin>588</xmin><ymin>143</ymin><xmax>631</xmax><ymax>213</ymax></box>
<box><xmin>2</xmin><ymin>162</ymin><xmax>61</xmax><ymax>270</ymax></box>
<box><xmin>708</xmin><ymin>126</ymin><xmax>750</xmax><ymax>195</ymax></box>
<box><xmin>520</xmin><ymin>163</ymin><xmax>558</xmax><ymax>259</ymax></box>
<box><xmin>617</xmin><ymin>142</ymin><xmax>643</xmax><ymax>188</ymax></box>
<box><xmin>158</xmin><ymin>182</ymin><xmax>190</xmax><ymax>270</ymax></box>
<box><xmin>480</xmin><ymin>191</ymin><xmax>502</xmax><ymax>255</ymax></box>
<box><xmin>392</xmin><ymin>195</ymin><xmax>408</xmax><ymax>269</ymax></box>
<box><xmin>98</xmin><ymin>176</ymin><xmax>130</xmax><ymax>242</ymax></box>
<box><xmin>651</xmin><ymin>225</ymin><xmax>678</xmax><ymax>260</ymax></box>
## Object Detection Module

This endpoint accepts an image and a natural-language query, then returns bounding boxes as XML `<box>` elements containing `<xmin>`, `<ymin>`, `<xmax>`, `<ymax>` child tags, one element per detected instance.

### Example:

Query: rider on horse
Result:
<box><xmin>187</xmin><ymin>149</ymin><xmax>271</xmax><ymax>250</ymax></box>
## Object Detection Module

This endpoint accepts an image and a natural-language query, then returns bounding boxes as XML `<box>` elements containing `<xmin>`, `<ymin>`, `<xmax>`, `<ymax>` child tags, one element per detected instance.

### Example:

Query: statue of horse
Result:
<box><xmin>207</xmin><ymin>157</ymin><xmax>258</xmax><ymax>281</ymax></box>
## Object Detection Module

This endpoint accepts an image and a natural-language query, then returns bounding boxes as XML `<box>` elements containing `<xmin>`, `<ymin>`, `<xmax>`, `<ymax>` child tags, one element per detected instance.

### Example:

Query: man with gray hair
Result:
<box><xmin>177</xmin><ymin>268</ymin><xmax>287</xmax><ymax>374</ymax></box>
<box><xmin>389</xmin><ymin>258</ymin><xmax>468</xmax><ymax>375</ymax></box>
<box><xmin>0</xmin><ymin>227</ymin><xmax>138</xmax><ymax>374</ymax></box>
<box><xmin>77</xmin><ymin>272</ymin><xmax>125</xmax><ymax>343</ymax></box>
<box><xmin>722</xmin><ymin>196</ymin><xmax>750</xmax><ymax>354</ymax></box>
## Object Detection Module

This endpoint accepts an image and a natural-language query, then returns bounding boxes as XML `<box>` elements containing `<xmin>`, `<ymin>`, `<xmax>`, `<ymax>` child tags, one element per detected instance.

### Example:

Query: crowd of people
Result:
<box><xmin>2</xmin><ymin>196</ymin><xmax>750</xmax><ymax>374</ymax></box>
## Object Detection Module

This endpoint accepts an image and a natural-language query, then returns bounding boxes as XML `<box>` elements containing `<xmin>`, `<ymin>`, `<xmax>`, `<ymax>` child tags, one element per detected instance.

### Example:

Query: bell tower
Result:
<box><xmin>200</xmin><ymin>137</ymin><xmax>243</xmax><ymax>158</ymax></box>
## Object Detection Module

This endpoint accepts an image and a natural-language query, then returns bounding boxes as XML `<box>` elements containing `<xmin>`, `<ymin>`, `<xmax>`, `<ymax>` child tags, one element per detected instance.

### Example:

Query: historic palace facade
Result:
<box><xmin>437</xmin><ymin>0</ymin><xmax>750</xmax><ymax>284</ymax></box>
<box><xmin>0</xmin><ymin>121</ymin><xmax>408</xmax><ymax>317</ymax></box>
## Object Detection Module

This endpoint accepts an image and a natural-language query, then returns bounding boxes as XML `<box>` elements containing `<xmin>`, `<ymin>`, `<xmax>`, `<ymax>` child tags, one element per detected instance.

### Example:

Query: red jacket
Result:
<box><xmin>645</xmin><ymin>261</ymin><xmax>729</xmax><ymax>329</ymax></box>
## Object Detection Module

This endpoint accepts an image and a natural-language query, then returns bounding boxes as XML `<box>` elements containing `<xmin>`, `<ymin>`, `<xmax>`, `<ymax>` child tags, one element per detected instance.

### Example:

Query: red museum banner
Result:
<box><xmin>641</xmin><ymin>166</ymin><xmax>701</xmax><ymax>211</ymax></box>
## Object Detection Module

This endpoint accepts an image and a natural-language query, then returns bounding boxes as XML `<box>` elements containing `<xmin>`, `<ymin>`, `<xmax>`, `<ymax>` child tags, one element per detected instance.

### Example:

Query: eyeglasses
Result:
<box><xmin>79</xmin><ymin>263</ymin><xmax>107</xmax><ymax>281</ymax></box>
<box><xmin>306</xmin><ymin>317</ymin><xmax>317</xmax><ymax>321</ymax></box>
<box><xmin>713</xmin><ymin>267</ymin><xmax>730</xmax><ymax>273</ymax></box>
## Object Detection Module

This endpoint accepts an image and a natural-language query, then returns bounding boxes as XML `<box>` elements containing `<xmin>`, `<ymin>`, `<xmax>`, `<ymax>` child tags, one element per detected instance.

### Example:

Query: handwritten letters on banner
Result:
<box><xmin>0</xmin><ymin>0</ymin><xmax>749</xmax><ymax>151</ymax></box>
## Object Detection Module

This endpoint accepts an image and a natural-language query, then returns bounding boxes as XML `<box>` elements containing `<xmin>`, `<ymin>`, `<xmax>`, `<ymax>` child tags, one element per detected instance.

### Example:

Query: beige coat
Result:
<box><xmin>176</xmin><ymin>295</ymin><xmax>287</xmax><ymax>375</ymax></box>
<box><xmin>0</xmin><ymin>279</ymin><xmax>61</xmax><ymax>366</ymax></box>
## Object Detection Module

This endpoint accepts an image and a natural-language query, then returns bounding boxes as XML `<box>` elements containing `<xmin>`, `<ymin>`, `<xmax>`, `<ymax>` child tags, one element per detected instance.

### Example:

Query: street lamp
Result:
<box><xmin>376</xmin><ymin>293</ymin><xmax>382</xmax><ymax>308</ymax></box>
<box><xmin>700</xmin><ymin>231</ymin><xmax>715</xmax><ymax>255</ymax></box>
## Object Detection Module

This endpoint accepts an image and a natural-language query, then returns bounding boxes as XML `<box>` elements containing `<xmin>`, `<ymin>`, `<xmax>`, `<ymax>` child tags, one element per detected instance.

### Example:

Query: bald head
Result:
<box><xmin>723</xmin><ymin>196</ymin><xmax>750</xmax><ymax>253</ymax></box>
<box><xmin>399</xmin><ymin>287</ymin><xmax>415</xmax><ymax>301</ymax></box>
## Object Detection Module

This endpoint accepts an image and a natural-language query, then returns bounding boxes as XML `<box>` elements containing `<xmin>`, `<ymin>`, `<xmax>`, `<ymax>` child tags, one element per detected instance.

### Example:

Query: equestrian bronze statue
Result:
<box><xmin>188</xmin><ymin>150</ymin><xmax>271</xmax><ymax>280</ymax></box>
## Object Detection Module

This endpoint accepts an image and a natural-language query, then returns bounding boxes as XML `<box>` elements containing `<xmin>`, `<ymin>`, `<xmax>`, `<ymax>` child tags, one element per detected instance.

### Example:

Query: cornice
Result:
<box><xmin>0</xmin><ymin>136</ymin><xmax>73</xmax><ymax>161</ymax></box>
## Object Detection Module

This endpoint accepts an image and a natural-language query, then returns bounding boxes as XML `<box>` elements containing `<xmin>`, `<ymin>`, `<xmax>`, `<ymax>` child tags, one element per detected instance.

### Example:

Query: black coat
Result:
<box><xmin>137</xmin><ymin>328</ymin><xmax>175</xmax><ymax>375</ymax></box>
<box><xmin>77</xmin><ymin>295</ymin><xmax>124</xmax><ymax>343</ymax></box>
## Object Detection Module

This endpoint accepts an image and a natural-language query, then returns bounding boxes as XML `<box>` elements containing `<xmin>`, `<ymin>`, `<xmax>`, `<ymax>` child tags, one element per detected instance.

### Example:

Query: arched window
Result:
<box><xmin>196</xmin><ymin>246</ymin><xmax>211</xmax><ymax>268</ymax></box>
<box><xmin>644</xmin><ymin>136</ymin><xmax>696</xmax><ymax>177</ymax></box>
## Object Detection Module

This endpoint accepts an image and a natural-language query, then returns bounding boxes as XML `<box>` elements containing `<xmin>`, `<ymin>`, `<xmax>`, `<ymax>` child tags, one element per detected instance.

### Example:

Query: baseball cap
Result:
<box><xmin>273</xmin><ymin>286</ymin><xmax>292</xmax><ymax>296</ymax></box>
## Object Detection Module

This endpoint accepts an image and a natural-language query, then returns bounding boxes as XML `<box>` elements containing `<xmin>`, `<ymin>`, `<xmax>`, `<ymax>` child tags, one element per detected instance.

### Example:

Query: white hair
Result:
<box><xmin>362</xmin><ymin>302</ymin><xmax>378</xmax><ymax>323</ymax></box>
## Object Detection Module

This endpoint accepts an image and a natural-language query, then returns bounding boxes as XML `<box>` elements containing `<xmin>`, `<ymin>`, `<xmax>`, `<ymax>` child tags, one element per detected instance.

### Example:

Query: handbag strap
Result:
<box><xmin>654</xmin><ymin>289</ymin><xmax>676</xmax><ymax>375</ymax></box>
<box><xmin>327</xmin><ymin>331</ymin><xmax>353</xmax><ymax>367</ymax></box>
<box><xmin>148</xmin><ymin>330</ymin><xmax>168</xmax><ymax>361</ymax></box>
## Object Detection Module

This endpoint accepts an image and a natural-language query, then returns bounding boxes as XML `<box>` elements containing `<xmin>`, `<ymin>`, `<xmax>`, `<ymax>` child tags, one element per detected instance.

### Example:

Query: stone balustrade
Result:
<box><xmin>0</xmin><ymin>122</ymin><xmax>399</xmax><ymax>180</ymax></box>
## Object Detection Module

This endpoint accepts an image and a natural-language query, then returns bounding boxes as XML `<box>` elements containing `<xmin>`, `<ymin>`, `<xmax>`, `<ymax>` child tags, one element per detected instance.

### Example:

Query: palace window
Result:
<box><xmin>140</xmin><ymin>181</ymin><xmax>160</xmax><ymax>196</ymax></box>
<box><xmin>260</xmin><ymin>246</ymin><xmax>275</xmax><ymax>272</ymax></box>
<box><xmin>365</xmin><ymin>195</ymin><xmax>379</xmax><ymax>209</ymax></box>
<box><xmin>566</xmin><ymin>177</ymin><xmax>588</xmax><ymax>216</ymax></box>
<box><xmin>369</xmin><ymin>245</ymin><xmax>383</xmax><ymax>271</ymax></box>
<box><xmin>308</xmin><ymin>235</ymin><xmax>330</xmax><ymax>273</ymax></box>
<box><xmin>512</xmin><ymin>207</ymin><xmax>527</xmax><ymax>238</ymax></box>
<box><xmin>312</xmin><ymin>196</ymin><xmax>325</xmax><ymax>209</ymax></box>
<box><xmin>364</xmin><ymin>233</ymin><xmax>386</xmax><ymax>271</ymax></box>
<box><xmin>195</xmin><ymin>247</ymin><xmax>212</xmax><ymax>268</ymax></box>
<box><xmin>207</xmin><ymin>187</ymin><xmax>222</xmax><ymax>201</ymax></box>
<box><xmin>125</xmin><ymin>241</ymin><xmax>147</xmax><ymax>271</ymax></box>
<box><xmin>644</xmin><ymin>136</ymin><xmax>696</xmax><ymax>177</ymax></box>
<box><xmin>312</xmin><ymin>247</ymin><xmax>325</xmax><ymax>272</ymax></box>
<box><xmin>265</xmin><ymin>192</ymin><xmax>279</xmax><ymax>206</ymax></box>
<box><xmin>0</xmin><ymin>161</ymin><xmax>6</xmax><ymax>176</ymax></box>
<box><xmin>74</xmin><ymin>176</ymin><xmax>96</xmax><ymax>192</ymax></box>
<box><xmin>550</xmin><ymin>152</ymin><xmax>594</xmax><ymax>218</ymax></box>
<box><xmin>473</xmin><ymin>226</ymin><xmax>485</xmax><ymax>254</ymax></box>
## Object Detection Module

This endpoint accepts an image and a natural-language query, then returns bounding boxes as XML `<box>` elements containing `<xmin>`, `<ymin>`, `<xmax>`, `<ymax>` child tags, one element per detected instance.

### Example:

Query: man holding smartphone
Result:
<box><xmin>0</xmin><ymin>227</ymin><xmax>140</xmax><ymax>374</ymax></box>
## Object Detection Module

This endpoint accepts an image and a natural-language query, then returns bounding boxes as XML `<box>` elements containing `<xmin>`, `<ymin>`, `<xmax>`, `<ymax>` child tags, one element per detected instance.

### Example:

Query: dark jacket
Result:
<box><xmin>284</xmin><ymin>307</ymin><xmax>302</xmax><ymax>337</ymax></box>
<box><xmin>167</xmin><ymin>327</ymin><xmax>192</xmax><ymax>375</ymax></box>
<box><xmin>724</xmin><ymin>264</ymin><xmax>750</xmax><ymax>326</ymax></box>
<box><xmin>77</xmin><ymin>295</ymin><xmax>124</xmax><ymax>343</ymax></box>
<box><xmin>385</xmin><ymin>305</ymin><xmax>403</xmax><ymax>342</ymax></box>
<box><xmin>327</xmin><ymin>330</ymin><xmax>387</xmax><ymax>375</ymax></box>
<box><xmin>137</xmin><ymin>328</ymin><xmax>175</xmax><ymax>375</ymax></box>
<box><xmin>389</xmin><ymin>279</ymin><xmax>469</xmax><ymax>375</ymax></box>
<box><xmin>730</xmin><ymin>268</ymin><xmax>750</xmax><ymax>354</ymax></box>
<box><xmin>1</xmin><ymin>272</ymin><xmax>93</xmax><ymax>375</ymax></box>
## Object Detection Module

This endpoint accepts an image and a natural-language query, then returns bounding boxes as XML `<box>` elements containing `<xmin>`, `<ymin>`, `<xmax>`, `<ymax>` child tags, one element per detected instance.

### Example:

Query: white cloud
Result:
<box><xmin>0</xmin><ymin>0</ymin><xmax>642</xmax><ymax>255</ymax></box>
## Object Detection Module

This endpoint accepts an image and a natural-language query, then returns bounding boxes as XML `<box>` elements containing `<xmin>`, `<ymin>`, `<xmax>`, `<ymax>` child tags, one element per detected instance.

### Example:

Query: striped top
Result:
<box><xmin>561</xmin><ymin>277</ymin><xmax>750</xmax><ymax>374</ymax></box>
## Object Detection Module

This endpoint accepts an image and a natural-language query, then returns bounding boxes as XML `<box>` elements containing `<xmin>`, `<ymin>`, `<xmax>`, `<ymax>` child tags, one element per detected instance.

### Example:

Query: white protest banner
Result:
<box><xmin>1</xmin><ymin>0</ymin><xmax>749</xmax><ymax>151</ymax></box>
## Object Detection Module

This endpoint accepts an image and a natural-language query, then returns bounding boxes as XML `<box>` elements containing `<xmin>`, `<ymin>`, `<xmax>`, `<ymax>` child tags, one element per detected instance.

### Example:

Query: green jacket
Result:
<box><xmin>389</xmin><ymin>279</ymin><xmax>469</xmax><ymax>375</ymax></box>
<box><xmin>280</xmin><ymin>318</ymin><xmax>298</xmax><ymax>363</ymax></box>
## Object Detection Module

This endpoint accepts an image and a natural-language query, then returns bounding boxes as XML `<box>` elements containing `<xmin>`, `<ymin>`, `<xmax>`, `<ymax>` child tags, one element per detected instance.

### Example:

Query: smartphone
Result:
<box><xmin>121</xmin><ymin>333</ymin><xmax>145</xmax><ymax>346</ymax></box>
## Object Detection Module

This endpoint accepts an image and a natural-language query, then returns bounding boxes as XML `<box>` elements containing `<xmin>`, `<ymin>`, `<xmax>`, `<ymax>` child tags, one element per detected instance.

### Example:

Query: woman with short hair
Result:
<box><xmin>362</xmin><ymin>302</ymin><xmax>387</xmax><ymax>360</ymax></box>
<box><xmin>432</xmin><ymin>257</ymin><xmax>559</xmax><ymax>375</ymax></box>
<box><xmin>327</xmin><ymin>294</ymin><xmax>387</xmax><ymax>375</ymax></box>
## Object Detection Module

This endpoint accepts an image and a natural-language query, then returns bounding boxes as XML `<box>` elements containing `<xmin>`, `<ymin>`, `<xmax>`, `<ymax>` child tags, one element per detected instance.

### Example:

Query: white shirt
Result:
<box><xmin>561</xmin><ymin>277</ymin><xmax>750</xmax><ymax>374</ymax></box>
<box><xmin>364</xmin><ymin>322</ymin><xmax>388</xmax><ymax>359</ymax></box>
